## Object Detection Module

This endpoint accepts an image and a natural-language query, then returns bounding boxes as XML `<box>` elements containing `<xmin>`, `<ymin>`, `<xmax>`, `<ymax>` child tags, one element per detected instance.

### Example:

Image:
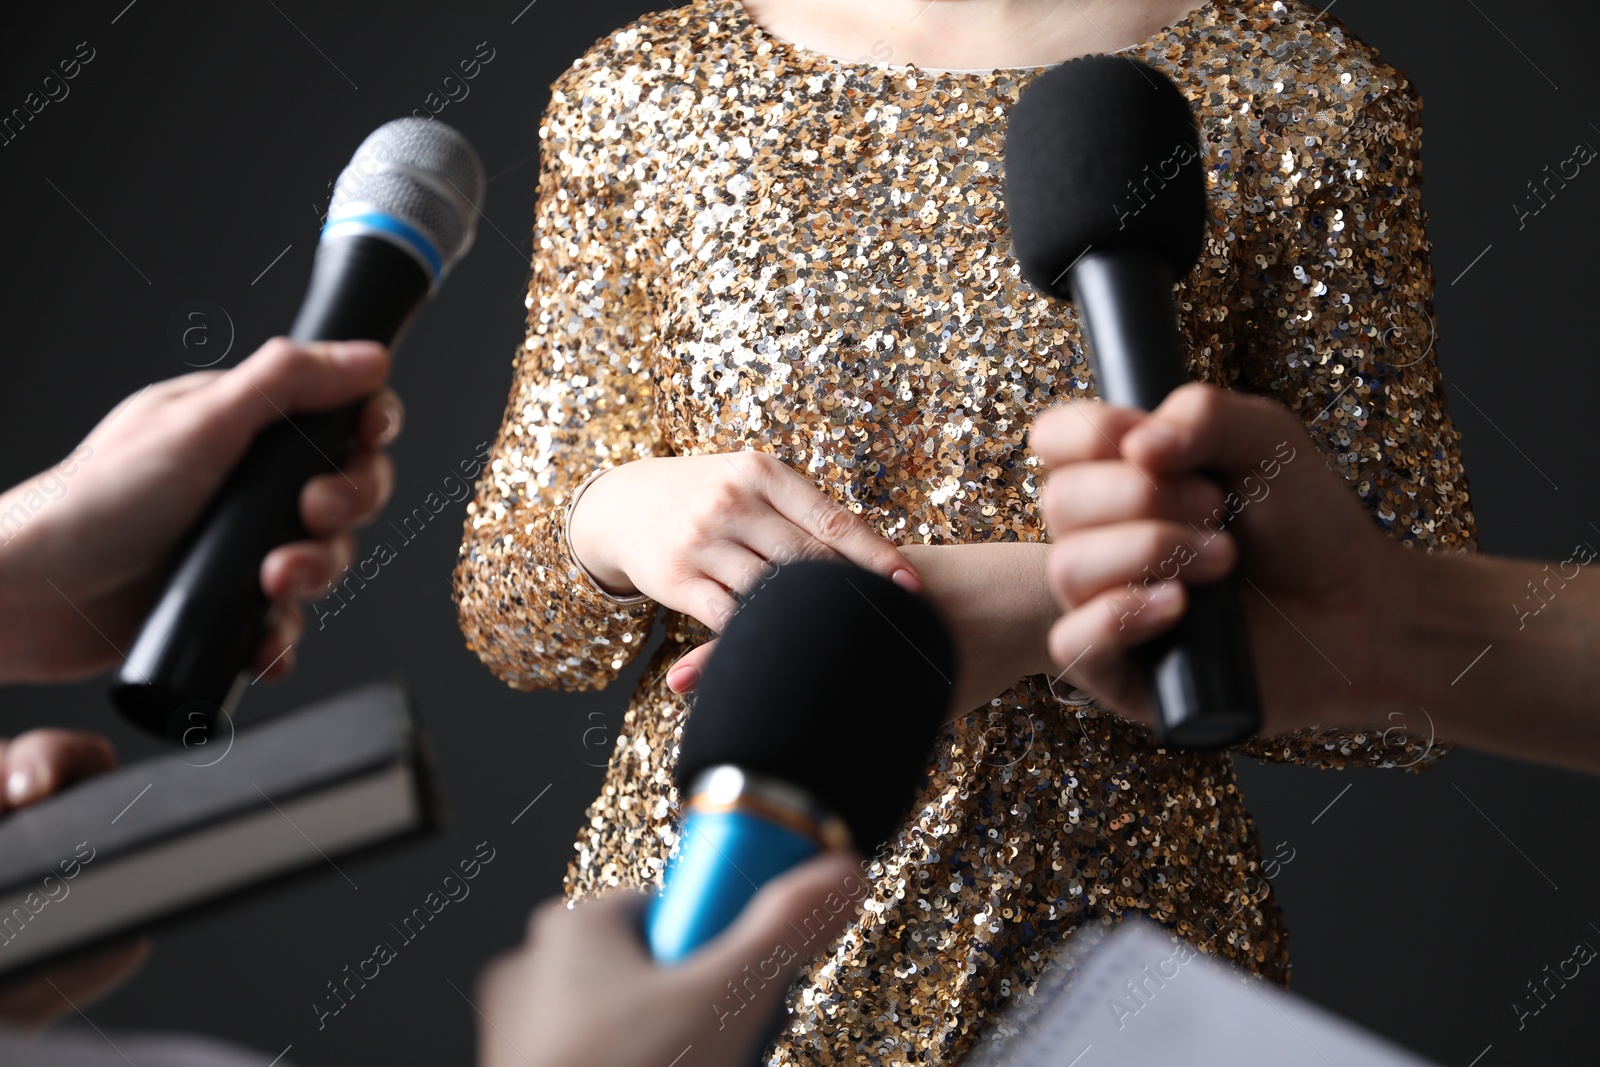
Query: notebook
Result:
<box><xmin>960</xmin><ymin>916</ymin><xmax>1441</xmax><ymax>1066</ymax></box>
<box><xmin>0</xmin><ymin>679</ymin><xmax>439</xmax><ymax>979</ymax></box>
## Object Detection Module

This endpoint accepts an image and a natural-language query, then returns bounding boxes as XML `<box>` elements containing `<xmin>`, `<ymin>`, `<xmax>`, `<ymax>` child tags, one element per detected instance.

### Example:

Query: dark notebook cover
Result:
<box><xmin>0</xmin><ymin>679</ymin><xmax>440</xmax><ymax>978</ymax></box>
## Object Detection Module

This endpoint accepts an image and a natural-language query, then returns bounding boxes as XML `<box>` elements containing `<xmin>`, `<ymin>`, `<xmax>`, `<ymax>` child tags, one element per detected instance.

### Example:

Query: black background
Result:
<box><xmin>2</xmin><ymin>1</ymin><xmax>1597</xmax><ymax>1064</ymax></box>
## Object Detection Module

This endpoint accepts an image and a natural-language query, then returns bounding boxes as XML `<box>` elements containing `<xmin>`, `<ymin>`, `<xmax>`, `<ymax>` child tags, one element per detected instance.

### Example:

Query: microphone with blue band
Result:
<box><xmin>111</xmin><ymin>118</ymin><xmax>484</xmax><ymax>736</ymax></box>
<box><xmin>647</xmin><ymin>767</ymin><xmax>851</xmax><ymax>962</ymax></box>
<box><xmin>646</xmin><ymin>560</ymin><xmax>956</xmax><ymax>966</ymax></box>
<box><xmin>315</xmin><ymin>132</ymin><xmax>482</xmax><ymax>289</ymax></box>
<box><xmin>322</xmin><ymin>213</ymin><xmax>445</xmax><ymax>281</ymax></box>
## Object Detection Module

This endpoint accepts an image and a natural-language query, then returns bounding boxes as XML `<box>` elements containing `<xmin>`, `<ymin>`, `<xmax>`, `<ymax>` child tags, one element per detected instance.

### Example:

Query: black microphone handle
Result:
<box><xmin>1068</xmin><ymin>248</ymin><xmax>1262</xmax><ymax>749</ymax></box>
<box><xmin>111</xmin><ymin>236</ymin><xmax>429</xmax><ymax>736</ymax></box>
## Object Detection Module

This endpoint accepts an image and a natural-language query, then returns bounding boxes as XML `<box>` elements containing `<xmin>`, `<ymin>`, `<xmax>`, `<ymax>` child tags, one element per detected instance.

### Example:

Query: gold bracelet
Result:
<box><xmin>562</xmin><ymin>466</ymin><xmax>650</xmax><ymax>606</ymax></box>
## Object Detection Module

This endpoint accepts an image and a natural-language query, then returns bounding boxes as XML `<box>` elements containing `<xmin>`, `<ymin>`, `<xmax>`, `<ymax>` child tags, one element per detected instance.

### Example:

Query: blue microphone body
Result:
<box><xmin>642</xmin><ymin>561</ymin><xmax>955</xmax><ymax>985</ymax></box>
<box><xmin>648</xmin><ymin>813</ymin><xmax>813</xmax><ymax>963</ymax></box>
<box><xmin>649</xmin><ymin>765</ymin><xmax>850</xmax><ymax>963</ymax></box>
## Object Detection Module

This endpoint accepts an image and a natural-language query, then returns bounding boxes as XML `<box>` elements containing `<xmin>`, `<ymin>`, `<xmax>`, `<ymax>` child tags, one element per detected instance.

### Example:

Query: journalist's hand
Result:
<box><xmin>0</xmin><ymin>730</ymin><xmax>150</xmax><ymax>1030</ymax></box>
<box><xmin>1034</xmin><ymin>383</ymin><xmax>1399</xmax><ymax>732</ymax></box>
<box><xmin>0</xmin><ymin>338</ymin><xmax>401</xmax><ymax>684</ymax></box>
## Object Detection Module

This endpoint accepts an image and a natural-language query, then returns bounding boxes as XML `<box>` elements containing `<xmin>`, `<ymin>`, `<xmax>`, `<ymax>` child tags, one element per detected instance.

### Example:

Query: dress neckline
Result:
<box><xmin>713</xmin><ymin>0</ymin><xmax>1222</xmax><ymax>80</ymax></box>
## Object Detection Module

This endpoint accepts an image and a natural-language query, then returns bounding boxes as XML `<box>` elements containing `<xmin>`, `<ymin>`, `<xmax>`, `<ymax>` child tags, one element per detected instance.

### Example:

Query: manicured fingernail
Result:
<box><xmin>6</xmin><ymin>767</ymin><xmax>37</xmax><ymax>806</ymax></box>
<box><xmin>667</xmin><ymin>665</ymin><xmax>699</xmax><ymax>692</ymax></box>
<box><xmin>891</xmin><ymin>568</ymin><xmax>922</xmax><ymax>594</ymax></box>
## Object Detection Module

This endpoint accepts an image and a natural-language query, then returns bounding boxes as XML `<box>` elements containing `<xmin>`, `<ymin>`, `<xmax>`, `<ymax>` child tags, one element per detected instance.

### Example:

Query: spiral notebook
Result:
<box><xmin>959</xmin><ymin>916</ymin><xmax>1441</xmax><ymax>1067</ymax></box>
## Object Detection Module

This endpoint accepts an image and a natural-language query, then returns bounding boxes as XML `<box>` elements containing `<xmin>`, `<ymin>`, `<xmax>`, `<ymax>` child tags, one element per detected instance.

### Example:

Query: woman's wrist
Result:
<box><xmin>564</xmin><ymin>466</ymin><xmax>643</xmax><ymax>600</ymax></box>
<box><xmin>901</xmin><ymin>542</ymin><xmax>1059</xmax><ymax>676</ymax></box>
<box><xmin>1014</xmin><ymin>542</ymin><xmax>1065</xmax><ymax>678</ymax></box>
<box><xmin>1373</xmin><ymin>545</ymin><xmax>1510</xmax><ymax>717</ymax></box>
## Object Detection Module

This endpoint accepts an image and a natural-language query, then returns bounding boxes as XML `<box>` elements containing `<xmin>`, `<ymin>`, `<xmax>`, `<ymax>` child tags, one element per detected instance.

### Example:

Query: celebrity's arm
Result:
<box><xmin>452</xmin><ymin>76</ymin><xmax>666</xmax><ymax>693</ymax></box>
<box><xmin>896</xmin><ymin>542</ymin><xmax>1063</xmax><ymax>721</ymax></box>
<box><xmin>567</xmin><ymin>450</ymin><xmax>922</xmax><ymax>631</ymax></box>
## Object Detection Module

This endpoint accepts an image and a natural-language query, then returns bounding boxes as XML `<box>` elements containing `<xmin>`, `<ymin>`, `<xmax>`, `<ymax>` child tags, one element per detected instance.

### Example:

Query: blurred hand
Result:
<box><xmin>1033</xmin><ymin>383</ymin><xmax>1400</xmax><ymax>734</ymax></box>
<box><xmin>0</xmin><ymin>730</ymin><xmax>150</xmax><ymax>1030</ymax></box>
<box><xmin>475</xmin><ymin>852</ymin><xmax>862</xmax><ymax>1067</ymax></box>
<box><xmin>567</xmin><ymin>451</ymin><xmax>921</xmax><ymax>692</ymax></box>
<box><xmin>0</xmin><ymin>338</ymin><xmax>402</xmax><ymax>685</ymax></box>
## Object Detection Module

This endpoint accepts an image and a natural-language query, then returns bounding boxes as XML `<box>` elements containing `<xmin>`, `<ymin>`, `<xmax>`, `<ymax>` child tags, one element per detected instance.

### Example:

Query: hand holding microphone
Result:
<box><xmin>109</xmin><ymin>118</ymin><xmax>484</xmax><ymax>734</ymax></box>
<box><xmin>1005</xmin><ymin>56</ymin><xmax>1262</xmax><ymax>748</ymax></box>
<box><xmin>0</xmin><ymin>340</ymin><xmax>399</xmax><ymax>688</ymax></box>
<box><xmin>476</xmin><ymin>853</ymin><xmax>861</xmax><ymax>1067</ymax></box>
<box><xmin>1036</xmin><ymin>382</ymin><xmax>1390</xmax><ymax>734</ymax></box>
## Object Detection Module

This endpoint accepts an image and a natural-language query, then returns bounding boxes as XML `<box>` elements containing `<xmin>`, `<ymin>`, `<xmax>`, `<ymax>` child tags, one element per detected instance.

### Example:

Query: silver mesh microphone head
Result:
<box><xmin>324</xmin><ymin>118</ymin><xmax>485</xmax><ymax>282</ymax></box>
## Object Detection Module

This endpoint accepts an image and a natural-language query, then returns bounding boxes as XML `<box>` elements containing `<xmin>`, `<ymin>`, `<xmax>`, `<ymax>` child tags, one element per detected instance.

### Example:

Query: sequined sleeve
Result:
<box><xmin>452</xmin><ymin>73</ymin><xmax>665</xmax><ymax>692</ymax></box>
<box><xmin>1231</xmin><ymin>83</ymin><xmax>1476</xmax><ymax>768</ymax></box>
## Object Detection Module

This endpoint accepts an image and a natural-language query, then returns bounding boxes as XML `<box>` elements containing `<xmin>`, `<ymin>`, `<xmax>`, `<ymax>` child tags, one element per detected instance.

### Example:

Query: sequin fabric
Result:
<box><xmin>453</xmin><ymin>0</ymin><xmax>1476</xmax><ymax>1061</ymax></box>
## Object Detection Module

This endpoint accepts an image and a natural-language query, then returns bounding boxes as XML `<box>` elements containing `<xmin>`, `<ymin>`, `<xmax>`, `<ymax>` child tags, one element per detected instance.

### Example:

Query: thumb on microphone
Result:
<box><xmin>194</xmin><ymin>338</ymin><xmax>392</xmax><ymax>464</ymax></box>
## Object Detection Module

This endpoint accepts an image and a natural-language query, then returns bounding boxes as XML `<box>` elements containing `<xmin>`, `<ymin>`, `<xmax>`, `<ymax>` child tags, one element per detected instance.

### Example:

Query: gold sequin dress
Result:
<box><xmin>454</xmin><ymin>0</ymin><xmax>1476</xmax><ymax>1061</ymax></box>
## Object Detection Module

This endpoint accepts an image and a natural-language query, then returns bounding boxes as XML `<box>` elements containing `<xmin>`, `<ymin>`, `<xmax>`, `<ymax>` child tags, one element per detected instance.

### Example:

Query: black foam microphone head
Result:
<box><xmin>676</xmin><ymin>561</ymin><xmax>957</xmax><ymax>853</ymax></box>
<box><xmin>1004</xmin><ymin>55</ymin><xmax>1206</xmax><ymax>297</ymax></box>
